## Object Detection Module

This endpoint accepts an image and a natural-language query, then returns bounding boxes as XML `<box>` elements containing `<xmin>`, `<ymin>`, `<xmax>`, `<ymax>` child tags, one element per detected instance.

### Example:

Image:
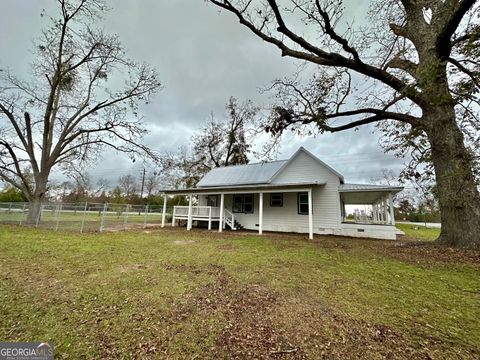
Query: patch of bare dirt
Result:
<box><xmin>311</xmin><ymin>235</ymin><xmax>480</xmax><ymax>267</ymax></box>
<box><xmin>118</xmin><ymin>261</ymin><xmax>479</xmax><ymax>359</ymax></box>
<box><xmin>384</xmin><ymin>241</ymin><xmax>480</xmax><ymax>266</ymax></box>
<box><xmin>188</xmin><ymin>266</ymin><xmax>305</xmax><ymax>359</ymax></box>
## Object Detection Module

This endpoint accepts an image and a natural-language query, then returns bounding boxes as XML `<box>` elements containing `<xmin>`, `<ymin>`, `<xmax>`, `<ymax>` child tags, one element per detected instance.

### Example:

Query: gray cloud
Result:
<box><xmin>0</xmin><ymin>0</ymin><xmax>408</xmax><ymax>187</ymax></box>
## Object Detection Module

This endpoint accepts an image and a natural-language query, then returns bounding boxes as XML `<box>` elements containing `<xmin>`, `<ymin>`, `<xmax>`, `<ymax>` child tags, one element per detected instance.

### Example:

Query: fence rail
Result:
<box><xmin>0</xmin><ymin>202</ymin><xmax>173</xmax><ymax>233</ymax></box>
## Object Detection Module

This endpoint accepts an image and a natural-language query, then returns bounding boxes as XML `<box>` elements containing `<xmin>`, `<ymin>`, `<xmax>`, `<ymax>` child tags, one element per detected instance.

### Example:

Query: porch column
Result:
<box><xmin>372</xmin><ymin>203</ymin><xmax>377</xmax><ymax>223</ymax></box>
<box><xmin>379</xmin><ymin>202</ymin><xmax>384</xmax><ymax>223</ymax></box>
<box><xmin>219</xmin><ymin>193</ymin><xmax>224</xmax><ymax>232</ymax></box>
<box><xmin>187</xmin><ymin>195</ymin><xmax>193</xmax><ymax>230</ymax></box>
<box><xmin>308</xmin><ymin>189</ymin><xmax>313</xmax><ymax>240</ymax></box>
<box><xmin>161</xmin><ymin>195</ymin><xmax>167</xmax><ymax>228</ymax></box>
<box><xmin>383</xmin><ymin>197</ymin><xmax>388</xmax><ymax>225</ymax></box>
<box><xmin>208</xmin><ymin>206</ymin><xmax>212</xmax><ymax>230</ymax></box>
<box><xmin>259</xmin><ymin>192</ymin><xmax>264</xmax><ymax>235</ymax></box>
<box><xmin>389</xmin><ymin>193</ymin><xmax>395</xmax><ymax>225</ymax></box>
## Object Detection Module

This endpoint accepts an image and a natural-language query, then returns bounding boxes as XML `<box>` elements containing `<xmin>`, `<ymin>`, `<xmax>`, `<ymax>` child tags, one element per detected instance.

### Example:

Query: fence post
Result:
<box><xmin>55</xmin><ymin>204</ymin><xmax>62</xmax><ymax>231</ymax></box>
<box><xmin>35</xmin><ymin>204</ymin><xmax>43</xmax><ymax>228</ymax></box>
<box><xmin>80</xmin><ymin>202</ymin><xmax>88</xmax><ymax>233</ymax></box>
<box><xmin>124</xmin><ymin>204</ymin><xmax>129</xmax><ymax>230</ymax></box>
<box><xmin>8</xmin><ymin>202</ymin><xmax>12</xmax><ymax>213</ymax></box>
<box><xmin>19</xmin><ymin>203</ymin><xmax>26</xmax><ymax>225</ymax></box>
<box><xmin>143</xmin><ymin>204</ymin><xmax>149</xmax><ymax>228</ymax></box>
<box><xmin>99</xmin><ymin>203</ymin><xmax>108</xmax><ymax>232</ymax></box>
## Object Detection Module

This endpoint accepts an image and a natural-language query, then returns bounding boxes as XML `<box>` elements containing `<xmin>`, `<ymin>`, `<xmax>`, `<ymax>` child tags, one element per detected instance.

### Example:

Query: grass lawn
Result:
<box><xmin>396</xmin><ymin>223</ymin><xmax>441</xmax><ymax>241</ymax></box>
<box><xmin>0</xmin><ymin>225</ymin><xmax>479</xmax><ymax>359</ymax></box>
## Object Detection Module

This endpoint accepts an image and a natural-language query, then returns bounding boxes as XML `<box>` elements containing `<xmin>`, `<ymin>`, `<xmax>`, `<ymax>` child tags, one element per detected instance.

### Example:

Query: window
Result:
<box><xmin>232</xmin><ymin>194</ymin><xmax>254</xmax><ymax>214</ymax></box>
<box><xmin>298</xmin><ymin>192</ymin><xmax>310</xmax><ymax>215</ymax></box>
<box><xmin>233</xmin><ymin>195</ymin><xmax>243</xmax><ymax>213</ymax></box>
<box><xmin>243</xmin><ymin>194</ymin><xmax>254</xmax><ymax>213</ymax></box>
<box><xmin>207</xmin><ymin>195</ymin><xmax>218</xmax><ymax>207</ymax></box>
<box><xmin>270</xmin><ymin>193</ymin><xmax>283</xmax><ymax>207</ymax></box>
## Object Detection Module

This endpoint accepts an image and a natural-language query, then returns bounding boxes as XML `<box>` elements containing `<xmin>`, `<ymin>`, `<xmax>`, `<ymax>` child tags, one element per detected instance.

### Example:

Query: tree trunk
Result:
<box><xmin>26</xmin><ymin>179</ymin><xmax>48</xmax><ymax>224</ymax></box>
<box><xmin>425</xmin><ymin>107</ymin><xmax>480</xmax><ymax>249</ymax></box>
<box><xmin>26</xmin><ymin>198</ymin><xmax>43</xmax><ymax>224</ymax></box>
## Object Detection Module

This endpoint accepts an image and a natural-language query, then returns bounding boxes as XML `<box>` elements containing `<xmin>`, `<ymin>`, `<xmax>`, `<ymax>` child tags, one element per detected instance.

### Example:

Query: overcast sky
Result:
<box><xmin>0</xmin><ymin>0</ymin><xmax>409</xmax><ymax>187</ymax></box>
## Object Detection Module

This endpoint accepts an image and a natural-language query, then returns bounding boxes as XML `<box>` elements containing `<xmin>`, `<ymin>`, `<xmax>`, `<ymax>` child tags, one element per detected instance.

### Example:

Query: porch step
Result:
<box><xmin>226</xmin><ymin>219</ymin><xmax>244</xmax><ymax>231</ymax></box>
<box><xmin>232</xmin><ymin>220</ymin><xmax>244</xmax><ymax>231</ymax></box>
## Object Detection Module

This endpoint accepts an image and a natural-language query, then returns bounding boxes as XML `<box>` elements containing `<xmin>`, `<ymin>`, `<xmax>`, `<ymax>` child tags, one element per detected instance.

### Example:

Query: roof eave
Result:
<box><xmin>160</xmin><ymin>181</ymin><xmax>326</xmax><ymax>195</ymax></box>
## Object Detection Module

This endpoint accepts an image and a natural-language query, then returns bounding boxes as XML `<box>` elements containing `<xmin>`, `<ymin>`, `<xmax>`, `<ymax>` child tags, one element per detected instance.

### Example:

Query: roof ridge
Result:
<box><xmin>216</xmin><ymin>159</ymin><xmax>288</xmax><ymax>168</ymax></box>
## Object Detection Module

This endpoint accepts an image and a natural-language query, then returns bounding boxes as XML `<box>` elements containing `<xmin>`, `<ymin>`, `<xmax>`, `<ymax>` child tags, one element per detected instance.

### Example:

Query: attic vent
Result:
<box><xmin>357</xmin><ymin>229</ymin><xmax>365</xmax><ymax>232</ymax></box>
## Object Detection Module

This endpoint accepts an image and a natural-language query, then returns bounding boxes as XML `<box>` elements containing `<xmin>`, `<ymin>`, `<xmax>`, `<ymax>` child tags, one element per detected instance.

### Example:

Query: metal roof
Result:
<box><xmin>339</xmin><ymin>184</ymin><xmax>404</xmax><ymax>192</ymax></box>
<box><xmin>196</xmin><ymin>160</ymin><xmax>288</xmax><ymax>187</ymax></box>
<box><xmin>161</xmin><ymin>181</ymin><xmax>325</xmax><ymax>195</ymax></box>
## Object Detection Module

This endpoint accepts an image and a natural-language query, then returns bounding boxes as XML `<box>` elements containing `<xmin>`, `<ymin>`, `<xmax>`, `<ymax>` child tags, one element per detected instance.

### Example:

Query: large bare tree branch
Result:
<box><xmin>209</xmin><ymin>0</ymin><xmax>427</xmax><ymax>107</ymax></box>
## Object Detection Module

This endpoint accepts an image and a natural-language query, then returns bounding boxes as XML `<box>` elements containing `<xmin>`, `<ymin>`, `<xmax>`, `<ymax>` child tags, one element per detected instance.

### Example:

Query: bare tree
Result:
<box><xmin>160</xmin><ymin>97</ymin><xmax>259</xmax><ymax>188</ymax></box>
<box><xmin>208</xmin><ymin>0</ymin><xmax>480</xmax><ymax>249</ymax></box>
<box><xmin>94</xmin><ymin>178</ymin><xmax>110</xmax><ymax>196</ymax></box>
<box><xmin>0</xmin><ymin>0</ymin><xmax>161</xmax><ymax>222</ymax></box>
<box><xmin>144</xmin><ymin>172</ymin><xmax>161</xmax><ymax>198</ymax></box>
<box><xmin>118</xmin><ymin>174</ymin><xmax>137</xmax><ymax>199</ymax></box>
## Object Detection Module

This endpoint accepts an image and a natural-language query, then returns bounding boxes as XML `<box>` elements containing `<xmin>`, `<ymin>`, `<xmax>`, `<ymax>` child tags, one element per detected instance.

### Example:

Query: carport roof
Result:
<box><xmin>339</xmin><ymin>184</ymin><xmax>403</xmax><ymax>204</ymax></box>
<box><xmin>339</xmin><ymin>184</ymin><xmax>404</xmax><ymax>192</ymax></box>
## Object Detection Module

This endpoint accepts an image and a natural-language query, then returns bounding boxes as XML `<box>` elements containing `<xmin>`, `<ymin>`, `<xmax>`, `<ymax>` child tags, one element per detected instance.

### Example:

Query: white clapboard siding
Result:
<box><xmin>270</xmin><ymin>150</ymin><xmax>341</xmax><ymax>230</ymax></box>
<box><xmin>195</xmin><ymin>149</ymin><xmax>342</xmax><ymax>232</ymax></box>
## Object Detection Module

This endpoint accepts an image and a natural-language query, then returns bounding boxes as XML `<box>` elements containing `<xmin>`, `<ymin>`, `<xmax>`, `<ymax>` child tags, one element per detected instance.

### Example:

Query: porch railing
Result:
<box><xmin>172</xmin><ymin>206</ymin><xmax>236</xmax><ymax>230</ymax></box>
<box><xmin>173</xmin><ymin>206</ymin><xmax>220</xmax><ymax>218</ymax></box>
<box><xmin>223</xmin><ymin>208</ymin><xmax>235</xmax><ymax>230</ymax></box>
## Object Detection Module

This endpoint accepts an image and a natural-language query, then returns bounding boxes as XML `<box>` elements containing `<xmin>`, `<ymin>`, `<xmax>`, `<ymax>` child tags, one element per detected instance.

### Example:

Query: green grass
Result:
<box><xmin>396</xmin><ymin>223</ymin><xmax>441</xmax><ymax>241</ymax></box>
<box><xmin>0</xmin><ymin>225</ymin><xmax>478</xmax><ymax>358</ymax></box>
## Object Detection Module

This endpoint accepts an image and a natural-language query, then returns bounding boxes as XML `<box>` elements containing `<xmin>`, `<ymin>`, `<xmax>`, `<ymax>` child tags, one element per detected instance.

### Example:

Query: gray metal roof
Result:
<box><xmin>339</xmin><ymin>184</ymin><xmax>404</xmax><ymax>192</ymax></box>
<box><xmin>162</xmin><ymin>181</ymin><xmax>325</xmax><ymax>194</ymax></box>
<box><xmin>196</xmin><ymin>160</ymin><xmax>288</xmax><ymax>187</ymax></box>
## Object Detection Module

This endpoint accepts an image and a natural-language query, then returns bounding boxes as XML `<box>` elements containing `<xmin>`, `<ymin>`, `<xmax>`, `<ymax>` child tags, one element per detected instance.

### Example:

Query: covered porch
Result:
<box><xmin>339</xmin><ymin>184</ymin><xmax>403</xmax><ymax>226</ymax></box>
<box><xmin>160</xmin><ymin>182</ymin><xmax>324</xmax><ymax>240</ymax></box>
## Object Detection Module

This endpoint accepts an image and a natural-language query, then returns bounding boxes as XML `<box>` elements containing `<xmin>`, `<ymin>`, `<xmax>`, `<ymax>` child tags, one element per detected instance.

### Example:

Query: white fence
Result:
<box><xmin>0</xmin><ymin>202</ymin><xmax>173</xmax><ymax>233</ymax></box>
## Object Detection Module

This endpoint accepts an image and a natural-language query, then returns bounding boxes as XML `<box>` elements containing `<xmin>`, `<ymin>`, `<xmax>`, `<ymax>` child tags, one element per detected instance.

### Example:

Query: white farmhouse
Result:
<box><xmin>160</xmin><ymin>147</ymin><xmax>403</xmax><ymax>240</ymax></box>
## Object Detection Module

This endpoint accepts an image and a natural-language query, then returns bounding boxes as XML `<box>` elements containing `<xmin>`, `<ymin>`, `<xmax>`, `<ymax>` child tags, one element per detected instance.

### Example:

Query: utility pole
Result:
<box><xmin>140</xmin><ymin>168</ymin><xmax>146</xmax><ymax>199</ymax></box>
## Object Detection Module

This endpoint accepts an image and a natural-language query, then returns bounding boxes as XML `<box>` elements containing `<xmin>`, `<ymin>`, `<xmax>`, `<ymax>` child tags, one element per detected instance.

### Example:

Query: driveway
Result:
<box><xmin>397</xmin><ymin>221</ymin><xmax>441</xmax><ymax>228</ymax></box>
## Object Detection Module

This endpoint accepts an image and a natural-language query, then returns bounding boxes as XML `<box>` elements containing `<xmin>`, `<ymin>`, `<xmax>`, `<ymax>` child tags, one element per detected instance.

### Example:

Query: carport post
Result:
<box><xmin>219</xmin><ymin>193</ymin><xmax>225</xmax><ymax>232</ymax></box>
<box><xmin>383</xmin><ymin>197</ymin><xmax>389</xmax><ymax>225</ymax></box>
<box><xmin>308</xmin><ymin>189</ymin><xmax>313</xmax><ymax>240</ymax></box>
<box><xmin>259</xmin><ymin>192</ymin><xmax>264</xmax><ymax>235</ymax></box>
<box><xmin>187</xmin><ymin>195</ymin><xmax>193</xmax><ymax>230</ymax></box>
<box><xmin>161</xmin><ymin>195</ymin><xmax>167</xmax><ymax>228</ymax></box>
<box><xmin>389</xmin><ymin>193</ymin><xmax>395</xmax><ymax>225</ymax></box>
